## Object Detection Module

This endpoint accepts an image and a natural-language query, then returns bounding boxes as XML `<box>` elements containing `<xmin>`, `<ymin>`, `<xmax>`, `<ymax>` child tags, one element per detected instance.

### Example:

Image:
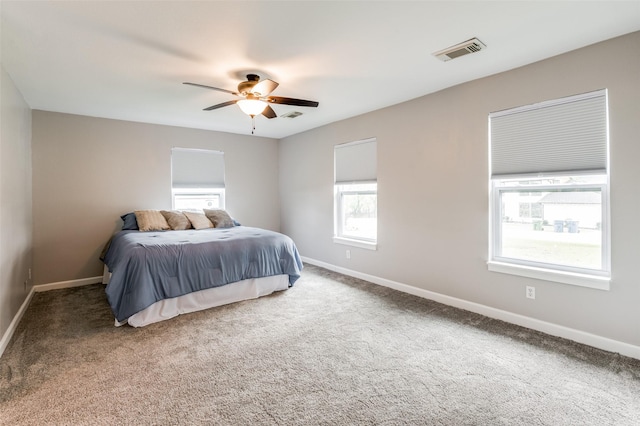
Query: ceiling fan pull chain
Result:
<box><xmin>251</xmin><ymin>115</ymin><xmax>256</xmax><ymax>134</ymax></box>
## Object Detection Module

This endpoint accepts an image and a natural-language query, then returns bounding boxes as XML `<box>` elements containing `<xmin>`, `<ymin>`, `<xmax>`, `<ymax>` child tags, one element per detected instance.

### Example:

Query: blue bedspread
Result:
<box><xmin>102</xmin><ymin>226</ymin><xmax>303</xmax><ymax>322</ymax></box>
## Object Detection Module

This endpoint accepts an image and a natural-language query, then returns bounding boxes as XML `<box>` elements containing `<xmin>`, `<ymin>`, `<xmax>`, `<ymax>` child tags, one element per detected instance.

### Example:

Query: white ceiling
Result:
<box><xmin>2</xmin><ymin>1</ymin><xmax>639</xmax><ymax>139</ymax></box>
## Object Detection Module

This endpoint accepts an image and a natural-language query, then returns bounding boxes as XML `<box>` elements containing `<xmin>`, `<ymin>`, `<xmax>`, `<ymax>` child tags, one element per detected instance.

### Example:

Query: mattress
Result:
<box><xmin>114</xmin><ymin>273</ymin><xmax>289</xmax><ymax>327</ymax></box>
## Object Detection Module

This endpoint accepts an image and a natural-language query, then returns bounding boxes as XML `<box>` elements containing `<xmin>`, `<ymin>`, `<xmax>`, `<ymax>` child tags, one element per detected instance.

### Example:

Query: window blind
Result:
<box><xmin>171</xmin><ymin>148</ymin><xmax>225</xmax><ymax>188</ymax></box>
<box><xmin>334</xmin><ymin>138</ymin><xmax>377</xmax><ymax>184</ymax></box>
<box><xmin>490</xmin><ymin>89</ymin><xmax>607</xmax><ymax>177</ymax></box>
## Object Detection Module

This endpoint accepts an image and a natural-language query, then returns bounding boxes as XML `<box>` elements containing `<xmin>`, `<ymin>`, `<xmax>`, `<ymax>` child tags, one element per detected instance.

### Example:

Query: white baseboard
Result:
<box><xmin>0</xmin><ymin>276</ymin><xmax>103</xmax><ymax>359</ymax></box>
<box><xmin>33</xmin><ymin>276</ymin><xmax>103</xmax><ymax>292</ymax></box>
<box><xmin>0</xmin><ymin>288</ymin><xmax>35</xmax><ymax>357</ymax></box>
<box><xmin>301</xmin><ymin>256</ymin><xmax>640</xmax><ymax>360</ymax></box>
<box><xmin>0</xmin><ymin>287</ymin><xmax>35</xmax><ymax>359</ymax></box>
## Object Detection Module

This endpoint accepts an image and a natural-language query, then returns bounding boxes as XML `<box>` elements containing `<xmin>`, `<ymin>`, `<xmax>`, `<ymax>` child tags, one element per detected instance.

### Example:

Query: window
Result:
<box><xmin>334</xmin><ymin>138</ymin><xmax>377</xmax><ymax>249</ymax></box>
<box><xmin>173</xmin><ymin>191</ymin><xmax>223</xmax><ymax>211</ymax></box>
<box><xmin>171</xmin><ymin>148</ymin><xmax>225</xmax><ymax>212</ymax></box>
<box><xmin>488</xmin><ymin>90</ymin><xmax>610</xmax><ymax>289</ymax></box>
<box><xmin>336</xmin><ymin>183</ymin><xmax>378</xmax><ymax>241</ymax></box>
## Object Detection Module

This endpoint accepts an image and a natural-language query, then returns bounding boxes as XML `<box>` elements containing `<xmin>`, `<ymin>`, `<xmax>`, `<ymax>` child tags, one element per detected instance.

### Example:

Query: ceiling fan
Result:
<box><xmin>184</xmin><ymin>74</ymin><xmax>319</xmax><ymax>133</ymax></box>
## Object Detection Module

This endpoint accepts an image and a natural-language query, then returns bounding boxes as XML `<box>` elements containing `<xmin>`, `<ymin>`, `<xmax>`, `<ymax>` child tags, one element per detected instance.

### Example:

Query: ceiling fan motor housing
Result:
<box><xmin>237</xmin><ymin>74</ymin><xmax>261</xmax><ymax>95</ymax></box>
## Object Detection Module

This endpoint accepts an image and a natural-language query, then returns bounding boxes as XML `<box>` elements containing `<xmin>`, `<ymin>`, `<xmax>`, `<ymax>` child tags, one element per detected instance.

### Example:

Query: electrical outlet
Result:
<box><xmin>28</xmin><ymin>268</ymin><xmax>32</xmax><ymax>280</ymax></box>
<box><xmin>346</xmin><ymin>250</ymin><xmax>351</xmax><ymax>259</ymax></box>
<box><xmin>526</xmin><ymin>286</ymin><xmax>536</xmax><ymax>299</ymax></box>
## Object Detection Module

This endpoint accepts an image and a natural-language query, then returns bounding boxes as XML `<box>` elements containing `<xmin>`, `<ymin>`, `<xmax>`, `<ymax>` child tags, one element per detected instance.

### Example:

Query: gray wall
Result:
<box><xmin>0</xmin><ymin>65</ymin><xmax>33</xmax><ymax>339</ymax></box>
<box><xmin>31</xmin><ymin>112</ymin><xmax>280</xmax><ymax>285</ymax></box>
<box><xmin>279</xmin><ymin>32</ymin><xmax>640</xmax><ymax>347</ymax></box>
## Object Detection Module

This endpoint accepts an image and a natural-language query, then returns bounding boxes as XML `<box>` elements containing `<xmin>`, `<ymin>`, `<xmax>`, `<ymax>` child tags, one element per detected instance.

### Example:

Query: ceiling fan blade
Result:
<box><xmin>183</xmin><ymin>82</ymin><xmax>238</xmax><ymax>96</ymax></box>
<box><xmin>203</xmin><ymin>100</ymin><xmax>238</xmax><ymax>111</ymax></box>
<box><xmin>262</xmin><ymin>105</ymin><xmax>277</xmax><ymax>119</ymax></box>
<box><xmin>267</xmin><ymin>96</ymin><xmax>319</xmax><ymax>108</ymax></box>
<box><xmin>251</xmin><ymin>79</ymin><xmax>279</xmax><ymax>97</ymax></box>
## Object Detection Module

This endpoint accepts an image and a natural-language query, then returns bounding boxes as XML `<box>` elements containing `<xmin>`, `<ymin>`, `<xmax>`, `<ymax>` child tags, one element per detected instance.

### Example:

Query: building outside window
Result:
<box><xmin>494</xmin><ymin>175</ymin><xmax>605</xmax><ymax>272</ymax></box>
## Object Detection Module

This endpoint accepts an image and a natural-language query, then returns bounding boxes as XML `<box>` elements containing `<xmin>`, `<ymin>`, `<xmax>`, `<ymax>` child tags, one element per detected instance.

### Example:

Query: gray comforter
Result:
<box><xmin>102</xmin><ymin>226</ymin><xmax>303</xmax><ymax>322</ymax></box>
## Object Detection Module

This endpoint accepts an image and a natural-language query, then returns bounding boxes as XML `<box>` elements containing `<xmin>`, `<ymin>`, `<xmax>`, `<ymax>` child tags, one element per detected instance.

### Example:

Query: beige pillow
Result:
<box><xmin>160</xmin><ymin>210</ymin><xmax>192</xmax><ymax>230</ymax></box>
<box><xmin>182</xmin><ymin>211</ymin><xmax>213</xmax><ymax>230</ymax></box>
<box><xmin>203</xmin><ymin>209</ymin><xmax>235</xmax><ymax>228</ymax></box>
<box><xmin>134</xmin><ymin>210</ymin><xmax>170</xmax><ymax>232</ymax></box>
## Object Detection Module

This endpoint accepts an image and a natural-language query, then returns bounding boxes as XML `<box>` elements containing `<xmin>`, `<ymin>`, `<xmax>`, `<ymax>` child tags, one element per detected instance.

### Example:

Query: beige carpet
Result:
<box><xmin>1</xmin><ymin>264</ymin><xmax>639</xmax><ymax>425</ymax></box>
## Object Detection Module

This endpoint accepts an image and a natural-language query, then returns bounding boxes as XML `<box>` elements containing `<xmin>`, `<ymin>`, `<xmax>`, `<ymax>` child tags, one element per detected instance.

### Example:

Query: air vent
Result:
<box><xmin>433</xmin><ymin>38</ymin><xmax>486</xmax><ymax>62</ymax></box>
<box><xmin>281</xmin><ymin>111</ymin><xmax>303</xmax><ymax>119</ymax></box>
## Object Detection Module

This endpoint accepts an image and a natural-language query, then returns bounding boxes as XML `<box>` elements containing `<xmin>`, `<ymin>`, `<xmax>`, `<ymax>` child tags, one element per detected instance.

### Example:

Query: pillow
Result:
<box><xmin>160</xmin><ymin>210</ymin><xmax>192</xmax><ymax>230</ymax></box>
<box><xmin>134</xmin><ymin>210</ymin><xmax>171</xmax><ymax>232</ymax></box>
<box><xmin>120</xmin><ymin>212</ymin><xmax>139</xmax><ymax>230</ymax></box>
<box><xmin>182</xmin><ymin>211</ymin><xmax>214</xmax><ymax>230</ymax></box>
<box><xmin>204</xmin><ymin>209</ymin><xmax>235</xmax><ymax>228</ymax></box>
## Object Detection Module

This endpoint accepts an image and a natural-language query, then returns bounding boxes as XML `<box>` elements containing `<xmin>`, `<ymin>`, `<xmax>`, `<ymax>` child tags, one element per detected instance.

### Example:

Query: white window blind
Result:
<box><xmin>334</xmin><ymin>138</ymin><xmax>377</xmax><ymax>184</ymax></box>
<box><xmin>490</xmin><ymin>89</ymin><xmax>607</xmax><ymax>177</ymax></box>
<box><xmin>171</xmin><ymin>148</ymin><xmax>225</xmax><ymax>188</ymax></box>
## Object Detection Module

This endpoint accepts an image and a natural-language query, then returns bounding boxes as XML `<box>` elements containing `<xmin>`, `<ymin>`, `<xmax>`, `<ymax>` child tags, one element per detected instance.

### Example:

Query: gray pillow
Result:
<box><xmin>120</xmin><ymin>212</ymin><xmax>139</xmax><ymax>230</ymax></box>
<box><xmin>160</xmin><ymin>210</ymin><xmax>192</xmax><ymax>230</ymax></box>
<box><xmin>204</xmin><ymin>209</ymin><xmax>235</xmax><ymax>228</ymax></box>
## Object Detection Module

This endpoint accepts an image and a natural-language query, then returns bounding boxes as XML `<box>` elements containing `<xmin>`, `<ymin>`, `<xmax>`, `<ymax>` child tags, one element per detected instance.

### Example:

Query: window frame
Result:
<box><xmin>333</xmin><ymin>183</ymin><xmax>378</xmax><ymax>249</ymax></box>
<box><xmin>489</xmin><ymin>174</ymin><xmax>610</xmax><ymax>289</ymax></box>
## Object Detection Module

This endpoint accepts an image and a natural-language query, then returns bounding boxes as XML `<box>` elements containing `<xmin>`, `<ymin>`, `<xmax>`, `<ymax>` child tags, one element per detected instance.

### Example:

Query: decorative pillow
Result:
<box><xmin>120</xmin><ymin>212</ymin><xmax>139</xmax><ymax>230</ymax></box>
<box><xmin>182</xmin><ymin>211</ymin><xmax>214</xmax><ymax>230</ymax></box>
<box><xmin>204</xmin><ymin>209</ymin><xmax>235</xmax><ymax>228</ymax></box>
<box><xmin>134</xmin><ymin>210</ymin><xmax>171</xmax><ymax>232</ymax></box>
<box><xmin>160</xmin><ymin>210</ymin><xmax>192</xmax><ymax>230</ymax></box>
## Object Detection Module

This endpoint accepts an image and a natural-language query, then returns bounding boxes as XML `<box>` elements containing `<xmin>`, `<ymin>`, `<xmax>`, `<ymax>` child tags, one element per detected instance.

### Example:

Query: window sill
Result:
<box><xmin>487</xmin><ymin>261</ymin><xmax>610</xmax><ymax>290</ymax></box>
<box><xmin>333</xmin><ymin>237</ymin><xmax>377</xmax><ymax>251</ymax></box>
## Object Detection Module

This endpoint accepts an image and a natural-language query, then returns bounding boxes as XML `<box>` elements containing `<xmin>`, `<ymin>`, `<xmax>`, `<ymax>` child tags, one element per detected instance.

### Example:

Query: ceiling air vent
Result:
<box><xmin>433</xmin><ymin>38</ymin><xmax>486</xmax><ymax>62</ymax></box>
<box><xmin>281</xmin><ymin>111</ymin><xmax>303</xmax><ymax>119</ymax></box>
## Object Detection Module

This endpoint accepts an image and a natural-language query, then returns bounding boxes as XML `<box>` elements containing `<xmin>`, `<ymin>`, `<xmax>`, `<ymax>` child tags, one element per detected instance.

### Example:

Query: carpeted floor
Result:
<box><xmin>1</xmin><ymin>264</ymin><xmax>639</xmax><ymax>425</ymax></box>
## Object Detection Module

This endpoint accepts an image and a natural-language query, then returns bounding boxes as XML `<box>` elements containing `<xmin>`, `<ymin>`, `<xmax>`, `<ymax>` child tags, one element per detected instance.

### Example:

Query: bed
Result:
<box><xmin>101</xmin><ymin>221</ymin><xmax>303</xmax><ymax>327</ymax></box>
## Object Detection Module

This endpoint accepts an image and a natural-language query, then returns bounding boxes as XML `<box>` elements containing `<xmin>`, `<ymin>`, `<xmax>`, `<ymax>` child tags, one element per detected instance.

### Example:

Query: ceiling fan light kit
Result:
<box><xmin>237</xmin><ymin>98</ymin><xmax>268</xmax><ymax>116</ymax></box>
<box><xmin>184</xmin><ymin>74</ymin><xmax>319</xmax><ymax>134</ymax></box>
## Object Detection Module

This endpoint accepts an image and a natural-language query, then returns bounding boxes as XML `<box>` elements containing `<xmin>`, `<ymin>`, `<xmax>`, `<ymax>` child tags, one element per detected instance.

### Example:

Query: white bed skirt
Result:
<box><xmin>103</xmin><ymin>266</ymin><xmax>289</xmax><ymax>327</ymax></box>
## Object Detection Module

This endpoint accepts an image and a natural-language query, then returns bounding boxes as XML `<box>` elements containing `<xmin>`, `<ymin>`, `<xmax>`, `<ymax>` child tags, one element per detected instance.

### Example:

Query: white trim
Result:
<box><xmin>489</xmin><ymin>88</ymin><xmax>606</xmax><ymax>118</ymax></box>
<box><xmin>334</xmin><ymin>137</ymin><xmax>377</xmax><ymax>149</ymax></box>
<box><xmin>333</xmin><ymin>237</ymin><xmax>377</xmax><ymax>251</ymax></box>
<box><xmin>33</xmin><ymin>276</ymin><xmax>103</xmax><ymax>292</ymax></box>
<box><xmin>301</xmin><ymin>256</ymin><xmax>639</xmax><ymax>360</ymax></box>
<box><xmin>0</xmin><ymin>288</ymin><xmax>35</xmax><ymax>359</ymax></box>
<box><xmin>487</xmin><ymin>261</ymin><xmax>610</xmax><ymax>290</ymax></box>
